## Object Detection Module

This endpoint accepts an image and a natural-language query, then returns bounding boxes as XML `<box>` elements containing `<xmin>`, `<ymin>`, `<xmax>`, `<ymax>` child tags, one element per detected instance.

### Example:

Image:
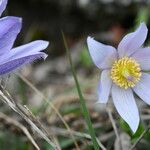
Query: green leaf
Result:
<box><xmin>135</xmin><ymin>7</ymin><xmax>149</xmax><ymax>26</ymax></box>
<box><xmin>80</xmin><ymin>46</ymin><xmax>92</xmax><ymax>67</ymax></box>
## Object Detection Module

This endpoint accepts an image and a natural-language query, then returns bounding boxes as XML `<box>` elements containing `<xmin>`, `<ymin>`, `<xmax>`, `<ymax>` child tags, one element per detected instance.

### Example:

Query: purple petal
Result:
<box><xmin>0</xmin><ymin>40</ymin><xmax>49</xmax><ymax>63</ymax></box>
<box><xmin>112</xmin><ymin>84</ymin><xmax>139</xmax><ymax>133</ymax></box>
<box><xmin>87</xmin><ymin>37</ymin><xmax>117</xmax><ymax>69</ymax></box>
<box><xmin>133</xmin><ymin>73</ymin><xmax>150</xmax><ymax>105</ymax></box>
<box><xmin>0</xmin><ymin>0</ymin><xmax>7</xmax><ymax>16</ymax></box>
<box><xmin>0</xmin><ymin>53</ymin><xmax>47</xmax><ymax>75</ymax></box>
<box><xmin>132</xmin><ymin>47</ymin><xmax>150</xmax><ymax>71</ymax></box>
<box><xmin>0</xmin><ymin>16</ymin><xmax>22</xmax><ymax>55</ymax></box>
<box><xmin>118</xmin><ymin>22</ymin><xmax>148</xmax><ymax>58</ymax></box>
<box><xmin>97</xmin><ymin>70</ymin><xmax>112</xmax><ymax>103</ymax></box>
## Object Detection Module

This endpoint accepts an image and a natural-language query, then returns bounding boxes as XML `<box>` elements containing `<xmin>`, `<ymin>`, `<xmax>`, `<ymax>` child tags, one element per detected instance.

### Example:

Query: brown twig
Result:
<box><xmin>0</xmin><ymin>88</ymin><xmax>60</xmax><ymax>150</ymax></box>
<box><xmin>106</xmin><ymin>106</ymin><xmax>122</xmax><ymax>150</ymax></box>
<box><xmin>49</xmin><ymin>126</ymin><xmax>107</xmax><ymax>150</ymax></box>
<box><xmin>0</xmin><ymin>112</ymin><xmax>40</xmax><ymax>150</ymax></box>
<box><xmin>18</xmin><ymin>73</ymin><xmax>80</xmax><ymax>150</ymax></box>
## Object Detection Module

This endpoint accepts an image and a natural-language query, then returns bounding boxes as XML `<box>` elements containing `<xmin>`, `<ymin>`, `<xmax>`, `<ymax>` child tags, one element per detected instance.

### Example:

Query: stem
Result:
<box><xmin>62</xmin><ymin>32</ymin><xmax>100</xmax><ymax>150</ymax></box>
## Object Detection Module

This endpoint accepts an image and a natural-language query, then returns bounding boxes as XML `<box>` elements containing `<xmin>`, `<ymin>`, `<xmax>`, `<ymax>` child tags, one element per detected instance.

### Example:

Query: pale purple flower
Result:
<box><xmin>87</xmin><ymin>22</ymin><xmax>150</xmax><ymax>133</ymax></box>
<box><xmin>0</xmin><ymin>0</ymin><xmax>49</xmax><ymax>75</ymax></box>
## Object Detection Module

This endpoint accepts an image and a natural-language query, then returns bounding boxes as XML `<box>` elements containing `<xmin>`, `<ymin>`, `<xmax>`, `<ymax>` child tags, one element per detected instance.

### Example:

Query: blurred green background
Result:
<box><xmin>7</xmin><ymin>0</ymin><xmax>150</xmax><ymax>56</ymax></box>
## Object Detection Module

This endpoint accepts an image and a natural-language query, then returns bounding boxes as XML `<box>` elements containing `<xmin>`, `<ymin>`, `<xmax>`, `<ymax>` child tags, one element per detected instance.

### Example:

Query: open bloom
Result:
<box><xmin>87</xmin><ymin>22</ymin><xmax>150</xmax><ymax>133</ymax></box>
<box><xmin>0</xmin><ymin>0</ymin><xmax>49</xmax><ymax>75</ymax></box>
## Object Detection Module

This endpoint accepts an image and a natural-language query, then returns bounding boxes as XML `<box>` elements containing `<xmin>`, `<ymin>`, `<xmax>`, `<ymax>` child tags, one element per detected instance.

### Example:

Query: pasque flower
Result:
<box><xmin>0</xmin><ymin>0</ymin><xmax>49</xmax><ymax>75</ymax></box>
<box><xmin>87</xmin><ymin>22</ymin><xmax>150</xmax><ymax>133</ymax></box>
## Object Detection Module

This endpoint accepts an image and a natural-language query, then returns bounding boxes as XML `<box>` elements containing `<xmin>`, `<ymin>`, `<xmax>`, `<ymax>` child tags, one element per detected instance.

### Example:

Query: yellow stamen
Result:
<box><xmin>110</xmin><ymin>57</ymin><xmax>142</xmax><ymax>89</ymax></box>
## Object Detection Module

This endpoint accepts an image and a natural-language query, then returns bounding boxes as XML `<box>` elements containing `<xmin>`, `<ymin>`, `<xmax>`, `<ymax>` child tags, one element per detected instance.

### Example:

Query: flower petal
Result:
<box><xmin>132</xmin><ymin>47</ymin><xmax>150</xmax><ymax>71</ymax></box>
<box><xmin>87</xmin><ymin>37</ymin><xmax>117</xmax><ymax>69</ymax></box>
<box><xmin>0</xmin><ymin>0</ymin><xmax>7</xmax><ymax>16</ymax></box>
<box><xmin>133</xmin><ymin>73</ymin><xmax>150</xmax><ymax>105</ymax></box>
<box><xmin>0</xmin><ymin>16</ymin><xmax>22</xmax><ymax>55</ymax></box>
<box><xmin>97</xmin><ymin>70</ymin><xmax>112</xmax><ymax>103</ymax></box>
<box><xmin>112</xmin><ymin>84</ymin><xmax>139</xmax><ymax>133</ymax></box>
<box><xmin>118</xmin><ymin>22</ymin><xmax>148</xmax><ymax>57</ymax></box>
<box><xmin>0</xmin><ymin>40</ymin><xmax>49</xmax><ymax>63</ymax></box>
<box><xmin>0</xmin><ymin>53</ymin><xmax>47</xmax><ymax>75</ymax></box>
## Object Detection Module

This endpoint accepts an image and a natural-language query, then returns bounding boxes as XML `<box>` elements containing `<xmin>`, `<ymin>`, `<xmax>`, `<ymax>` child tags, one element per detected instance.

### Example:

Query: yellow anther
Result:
<box><xmin>110</xmin><ymin>57</ymin><xmax>142</xmax><ymax>89</ymax></box>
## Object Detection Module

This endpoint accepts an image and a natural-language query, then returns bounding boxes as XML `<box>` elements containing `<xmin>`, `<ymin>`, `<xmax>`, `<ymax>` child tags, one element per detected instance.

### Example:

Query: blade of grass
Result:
<box><xmin>62</xmin><ymin>32</ymin><xmax>100</xmax><ymax>150</ymax></box>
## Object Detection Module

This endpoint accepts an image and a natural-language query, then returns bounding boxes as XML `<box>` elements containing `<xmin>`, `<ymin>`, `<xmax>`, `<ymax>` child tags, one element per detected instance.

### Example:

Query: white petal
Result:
<box><xmin>0</xmin><ymin>52</ymin><xmax>47</xmax><ymax>75</ymax></box>
<box><xmin>0</xmin><ymin>0</ymin><xmax>7</xmax><ymax>16</ymax></box>
<box><xmin>133</xmin><ymin>73</ymin><xmax>150</xmax><ymax>105</ymax></box>
<box><xmin>118</xmin><ymin>22</ymin><xmax>148</xmax><ymax>57</ymax></box>
<box><xmin>132</xmin><ymin>47</ymin><xmax>150</xmax><ymax>71</ymax></box>
<box><xmin>0</xmin><ymin>16</ymin><xmax>22</xmax><ymax>55</ymax></box>
<box><xmin>97</xmin><ymin>70</ymin><xmax>112</xmax><ymax>103</ymax></box>
<box><xmin>0</xmin><ymin>40</ymin><xmax>49</xmax><ymax>64</ymax></box>
<box><xmin>87</xmin><ymin>37</ymin><xmax>117</xmax><ymax>69</ymax></box>
<box><xmin>112</xmin><ymin>84</ymin><xmax>139</xmax><ymax>133</ymax></box>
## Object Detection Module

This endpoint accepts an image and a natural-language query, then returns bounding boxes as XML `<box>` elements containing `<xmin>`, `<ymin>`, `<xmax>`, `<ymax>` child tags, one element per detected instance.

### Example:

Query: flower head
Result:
<box><xmin>0</xmin><ymin>0</ymin><xmax>49</xmax><ymax>75</ymax></box>
<box><xmin>87</xmin><ymin>22</ymin><xmax>150</xmax><ymax>133</ymax></box>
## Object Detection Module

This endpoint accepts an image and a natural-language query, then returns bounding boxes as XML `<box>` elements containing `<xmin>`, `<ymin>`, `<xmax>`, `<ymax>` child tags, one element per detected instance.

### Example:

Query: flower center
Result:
<box><xmin>110</xmin><ymin>57</ymin><xmax>142</xmax><ymax>89</ymax></box>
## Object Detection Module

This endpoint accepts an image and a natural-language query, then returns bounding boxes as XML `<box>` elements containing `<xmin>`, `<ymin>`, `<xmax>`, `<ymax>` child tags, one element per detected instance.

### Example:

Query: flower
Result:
<box><xmin>0</xmin><ymin>0</ymin><xmax>49</xmax><ymax>75</ymax></box>
<box><xmin>87</xmin><ymin>22</ymin><xmax>150</xmax><ymax>133</ymax></box>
